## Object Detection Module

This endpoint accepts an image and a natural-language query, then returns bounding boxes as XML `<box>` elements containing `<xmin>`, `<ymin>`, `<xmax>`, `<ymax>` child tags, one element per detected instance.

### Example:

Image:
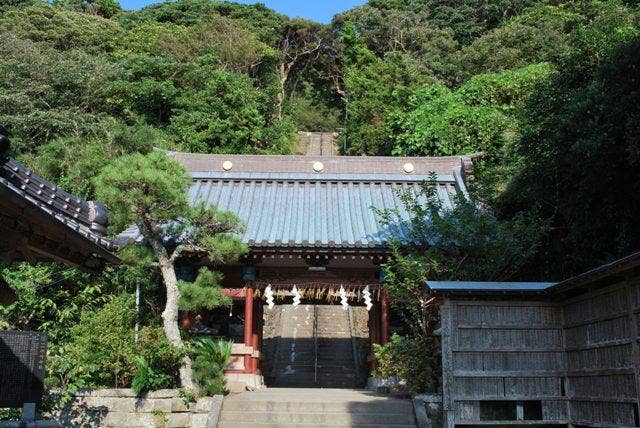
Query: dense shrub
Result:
<box><xmin>47</xmin><ymin>294</ymin><xmax>183</xmax><ymax>396</ymax></box>
<box><xmin>132</xmin><ymin>357</ymin><xmax>173</xmax><ymax>395</ymax></box>
<box><xmin>373</xmin><ymin>334</ymin><xmax>440</xmax><ymax>394</ymax></box>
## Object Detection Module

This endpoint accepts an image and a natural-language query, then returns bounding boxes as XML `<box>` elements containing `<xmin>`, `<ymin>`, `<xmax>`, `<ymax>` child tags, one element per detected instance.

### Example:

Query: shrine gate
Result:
<box><xmin>121</xmin><ymin>150</ymin><xmax>474</xmax><ymax>389</ymax></box>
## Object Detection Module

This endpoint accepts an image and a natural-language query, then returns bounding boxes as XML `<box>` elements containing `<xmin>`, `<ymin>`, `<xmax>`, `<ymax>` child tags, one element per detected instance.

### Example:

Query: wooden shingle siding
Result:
<box><xmin>443</xmin><ymin>277</ymin><xmax>640</xmax><ymax>427</ymax></box>
<box><xmin>562</xmin><ymin>280</ymin><xmax>640</xmax><ymax>427</ymax></box>
<box><xmin>542</xmin><ymin>400</ymin><xmax>568</xmax><ymax>420</ymax></box>
<box><xmin>442</xmin><ymin>300</ymin><xmax>567</xmax><ymax>427</ymax></box>
<box><xmin>569</xmin><ymin>400</ymin><xmax>637</xmax><ymax>426</ymax></box>
<box><xmin>457</xmin><ymin>328</ymin><xmax>563</xmax><ymax>349</ymax></box>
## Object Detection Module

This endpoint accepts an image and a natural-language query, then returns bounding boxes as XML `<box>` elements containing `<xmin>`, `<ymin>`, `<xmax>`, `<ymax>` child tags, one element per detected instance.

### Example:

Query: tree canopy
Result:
<box><xmin>1</xmin><ymin>0</ymin><xmax>639</xmax><ymax>399</ymax></box>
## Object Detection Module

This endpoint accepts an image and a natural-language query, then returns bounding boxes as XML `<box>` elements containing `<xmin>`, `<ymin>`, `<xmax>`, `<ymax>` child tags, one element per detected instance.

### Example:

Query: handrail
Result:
<box><xmin>313</xmin><ymin>305</ymin><xmax>318</xmax><ymax>384</ymax></box>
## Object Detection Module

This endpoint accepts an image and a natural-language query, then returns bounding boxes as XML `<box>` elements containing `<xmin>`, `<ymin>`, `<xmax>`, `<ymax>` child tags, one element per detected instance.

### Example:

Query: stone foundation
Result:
<box><xmin>224</xmin><ymin>373</ymin><xmax>264</xmax><ymax>393</ymax></box>
<box><xmin>49</xmin><ymin>389</ymin><xmax>222</xmax><ymax>428</ymax></box>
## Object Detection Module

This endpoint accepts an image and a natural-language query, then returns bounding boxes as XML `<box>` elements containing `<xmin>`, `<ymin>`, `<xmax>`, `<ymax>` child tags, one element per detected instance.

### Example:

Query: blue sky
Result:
<box><xmin>120</xmin><ymin>0</ymin><xmax>367</xmax><ymax>23</ymax></box>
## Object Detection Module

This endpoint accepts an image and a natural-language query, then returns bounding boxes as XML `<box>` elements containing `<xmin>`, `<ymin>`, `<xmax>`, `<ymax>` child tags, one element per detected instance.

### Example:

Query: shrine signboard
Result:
<box><xmin>0</xmin><ymin>331</ymin><xmax>47</xmax><ymax>407</ymax></box>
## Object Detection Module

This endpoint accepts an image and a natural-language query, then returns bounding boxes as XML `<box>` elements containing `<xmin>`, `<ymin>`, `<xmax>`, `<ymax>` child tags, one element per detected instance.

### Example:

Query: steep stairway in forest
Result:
<box><xmin>217</xmin><ymin>388</ymin><xmax>417</xmax><ymax>427</ymax></box>
<box><xmin>267</xmin><ymin>304</ymin><xmax>365</xmax><ymax>388</ymax></box>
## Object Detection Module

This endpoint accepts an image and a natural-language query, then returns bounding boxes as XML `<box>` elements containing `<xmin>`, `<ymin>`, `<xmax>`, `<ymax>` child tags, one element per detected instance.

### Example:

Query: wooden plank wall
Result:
<box><xmin>442</xmin><ymin>277</ymin><xmax>640</xmax><ymax>427</ymax></box>
<box><xmin>441</xmin><ymin>299</ymin><xmax>567</xmax><ymax>427</ymax></box>
<box><xmin>562</xmin><ymin>278</ymin><xmax>640</xmax><ymax>427</ymax></box>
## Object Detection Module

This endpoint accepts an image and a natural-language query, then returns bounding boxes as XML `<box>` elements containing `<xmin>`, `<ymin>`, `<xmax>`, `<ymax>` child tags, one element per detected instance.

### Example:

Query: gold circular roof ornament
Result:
<box><xmin>313</xmin><ymin>161</ymin><xmax>324</xmax><ymax>173</ymax></box>
<box><xmin>403</xmin><ymin>162</ymin><xmax>415</xmax><ymax>174</ymax></box>
<box><xmin>222</xmin><ymin>160</ymin><xmax>233</xmax><ymax>171</ymax></box>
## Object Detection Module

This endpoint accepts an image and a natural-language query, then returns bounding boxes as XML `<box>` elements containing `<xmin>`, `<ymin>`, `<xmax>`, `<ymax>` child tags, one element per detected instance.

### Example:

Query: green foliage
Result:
<box><xmin>377</xmin><ymin>177</ymin><xmax>548</xmax><ymax>335</ymax></box>
<box><xmin>0</xmin><ymin>263</ymin><xmax>115</xmax><ymax>342</ymax></box>
<box><xmin>289</xmin><ymin>93</ymin><xmax>341</xmax><ymax>132</ymax></box>
<box><xmin>0</xmin><ymin>2</ymin><xmax>122</xmax><ymax>52</ymax></box>
<box><xmin>497</xmin><ymin>19</ymin><xmax>640</xmax><ymax>277</ymax></box>
<box><xmin>191</xmin><ymin>338</ymin><xmax>232</xmax><ymax>395</ymax></box>
<box><xmin>178</xmin><ymin>388</ymin><xmax>197</xmax><ymax>405</ymax></box>
<box><xmin>119</xmin><ymin>0</ymin><xmax>286</xmax><ymax>46</ymax></box>
<box><xmin>94</xmin><ymin>151</ymin><xmax>191</xmax><ymax>230</ymax></box>
<box><xmin>0</xmin><ymin>33</ymin><xmax>119</xmax><ymax>154</ymax></box>
<box><xmin>389</xmin><ymin>84</ymin><xmax>511</xmax><ymax>157</ymax></box>
<box><xmin>47</xmin><ymin>295</ymin><xmax>182</xmax><ymax>394</ymax></box>
<box><xmin>449</xmin><ymin>5</ymin><xmax>582</xmax><ymax>84</ymax></box>
<box><xmin>53</xmin><ymin>294</ymin><xmax>137</xmax><ymax>388</ymax></box>
<box><xmin>169</xmin><ymin>69</ymin><xmax>268</xmax><ymax>153</ymax></box>
<box><xmin>341</xmin><ymin>24</ymin><xmax>429</xmax><ymax>154</ymax></box>
<box><xmin>373</xmin><ymin>334</ymin><xmax>440</xmax><ymax>393</ymax></box>
<box><xmin>389</xmin><ymin>63</ymin><xmax>553</xmax><ymax>158</ymax></box>
<box><xmin>137</xmin><ymin>326</ymin><xmax>184</xmax><ymax>381</ymax></box>
<box><xmin>178</xmin><ymin>267</ymin><xmax>231</xmax><ymax>312</ymax></box>
<box><xmin>132</xmin><ymin>356</ymin><xmax>173</xmax><ymax>395</ymax></box>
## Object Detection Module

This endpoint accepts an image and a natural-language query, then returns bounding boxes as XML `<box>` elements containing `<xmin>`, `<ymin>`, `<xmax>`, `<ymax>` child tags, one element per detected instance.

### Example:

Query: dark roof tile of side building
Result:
<box><xmin>0</xmin><ymin>136</ymin><xmax>118</xmax><ymax>268</ymax></box>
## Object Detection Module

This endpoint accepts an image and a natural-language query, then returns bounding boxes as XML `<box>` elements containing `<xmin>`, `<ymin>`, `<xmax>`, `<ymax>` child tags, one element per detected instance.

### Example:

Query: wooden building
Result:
<box><xmin>118</xmin><ymin>150</ymin><xmax>475</xmax><ymax>389</ymax></box>
<box><xmin>431</xmin><ymin>251</ymin><xmax>640</xmax><ymax>427</ymax></box>
<box><xmin>0</xmin><ymin>135</ymin><xmax>118</xmax><ymax>303</ymax></box>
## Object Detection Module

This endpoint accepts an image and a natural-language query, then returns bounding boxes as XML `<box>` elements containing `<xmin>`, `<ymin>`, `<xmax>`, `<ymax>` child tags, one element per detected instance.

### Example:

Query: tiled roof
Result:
<box><xmin>1</xmin><ymin>157</ymin><xmax>114</xmax><ymax>249</ymax></box>
<box><xmin>1</xmin><ymin>137</ymin><xmax>117</xmax><ymax>266</ymax></box>
<box><xmin>158</xmin><ymin>151</ymin><xmax>473</xmax><ymax>252</ymax></box>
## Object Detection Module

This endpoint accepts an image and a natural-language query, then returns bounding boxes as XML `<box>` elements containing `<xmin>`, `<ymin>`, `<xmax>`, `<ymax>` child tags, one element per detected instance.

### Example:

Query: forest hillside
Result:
<box><xmin>1</xmin><ymin>0</ymin><xmax>638</xmax><ymax>278</ymax></box>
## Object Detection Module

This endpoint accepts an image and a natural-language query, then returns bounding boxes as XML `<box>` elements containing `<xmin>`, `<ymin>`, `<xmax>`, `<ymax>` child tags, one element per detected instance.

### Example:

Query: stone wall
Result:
<box><xmin>50</xmin><ymin>389</ymin><xmax>222</xmax><ymax>428</ymax></box>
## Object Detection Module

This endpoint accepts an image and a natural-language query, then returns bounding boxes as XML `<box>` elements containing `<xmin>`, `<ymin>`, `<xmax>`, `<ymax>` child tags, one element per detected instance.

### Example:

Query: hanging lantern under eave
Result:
<box><xmin>379</xmin><ymin>270</ymin><xmax>388</xmax><ymax>283</ymax></box>
<box><xmin>242</xmin><ymin>266</ymin><xmax>256</xmax><ymax>282</ymax></box>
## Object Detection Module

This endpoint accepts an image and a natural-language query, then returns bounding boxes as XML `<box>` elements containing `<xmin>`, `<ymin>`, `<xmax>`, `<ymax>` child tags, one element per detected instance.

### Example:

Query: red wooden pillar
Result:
<box><xmin>251</xmin><ymin>299</ymin><xmax>261</xmax><ymax>372</ymax></box>
<box><xmin>244</xmin><ymin>287</ymin><xmax>254</xmax><ymax>373</ymax></box>
<box><xmin>369</xmin><ymin>302</ymin><xmax>379</xmax><ymax>371</ymax></box>
<box><xmin>380</xmin><ymin>290</ymin><xmax>389</xmax><ymax>345</ymax></box>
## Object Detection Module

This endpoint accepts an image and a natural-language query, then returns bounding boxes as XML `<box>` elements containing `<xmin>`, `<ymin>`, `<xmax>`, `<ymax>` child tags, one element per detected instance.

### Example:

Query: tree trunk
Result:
<box><xmin>275</xmin><ymin>63</ymin><xmax>288</xmax><ymax>121</ymax></box>
<box><xmin>149</xmin><ymin>237</ymin><xmax>196</xmax><ymax>390</ymax></box>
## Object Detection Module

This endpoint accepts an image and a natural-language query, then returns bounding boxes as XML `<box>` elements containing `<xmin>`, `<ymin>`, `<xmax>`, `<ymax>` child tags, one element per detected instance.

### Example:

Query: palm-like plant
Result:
<box><xmin>191</xmin><ymin>338</ymin><xmax>233</xmax><ymax>395</ymax></box>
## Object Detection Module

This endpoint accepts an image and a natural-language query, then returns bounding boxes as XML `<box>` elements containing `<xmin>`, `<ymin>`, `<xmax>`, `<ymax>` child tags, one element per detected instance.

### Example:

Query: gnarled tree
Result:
<box><xmin>95</xmin><ymin>151</ymin><xmax>246</xmax><ymax>389</ymax></box>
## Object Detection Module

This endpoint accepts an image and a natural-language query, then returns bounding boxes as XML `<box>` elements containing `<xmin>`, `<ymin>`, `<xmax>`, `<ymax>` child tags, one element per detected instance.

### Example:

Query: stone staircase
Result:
<box><xmin>316</xmin><ymin>305</ymin><xmax>360</xmax><ymax>388</ymax></box>
<box><xmin>217</xmin><ymin>388</ymin><xmax>417</xmax><ymax>427</ymax></box>
<box><xmin>267</xmin><ymin>305</ymin><xmax>366</xmax><ymax>388</ymax></box>
<box><xmin>269</xmin><ymin>305</ymin><xmax>316</xmax><ymax>387</ymax></box>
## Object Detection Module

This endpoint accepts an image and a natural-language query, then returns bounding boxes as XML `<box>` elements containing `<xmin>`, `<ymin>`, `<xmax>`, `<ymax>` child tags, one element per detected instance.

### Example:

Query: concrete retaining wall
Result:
<box><xmin>50</xmin><ymin>389</ymin><xmax>222</xmax><ymax>428</ymax></box>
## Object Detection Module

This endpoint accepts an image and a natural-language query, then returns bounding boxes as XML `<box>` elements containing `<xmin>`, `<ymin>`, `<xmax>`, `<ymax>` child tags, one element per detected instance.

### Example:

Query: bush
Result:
<box><xmin>373</xmin><ymin>334</ymin><xmax>440</xmax><ymax>394</ymax></box>
<box><xmin>191</xmin><ymin>338</ymin><xmax>232</xmax><ymax>395</ymax></box>
<box><xmin>132</xmin><ymin>357</ymin><xmax>173</xmax><ymax>395</ymax></box>
<box><xmin>47</xmin><ymin>295</ymin><xmax>183</xmax><ymax>396</ymax></box>
<box><xmin>63</xmin><ymin>294</ymin><xmax>138</xmax><ymax>388</ymax></box>
<box><xmin>136</xmin><ymin>326</ymin><xmax>184</xmax><ymax>389</ymax></box>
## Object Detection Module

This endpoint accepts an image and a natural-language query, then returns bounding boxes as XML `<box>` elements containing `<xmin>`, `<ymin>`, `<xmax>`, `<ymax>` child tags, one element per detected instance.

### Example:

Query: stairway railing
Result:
<box><xmin>313</xmin><ymin>305</ymin><xmax>318</xmax><ymax>384</ymax></box>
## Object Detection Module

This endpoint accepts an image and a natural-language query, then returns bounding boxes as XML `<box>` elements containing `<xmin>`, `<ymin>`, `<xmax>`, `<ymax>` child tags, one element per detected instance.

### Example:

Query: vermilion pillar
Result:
<box><xmin>244</xmin><ymin>287</ymin><xmax>254</xmax><ymax>373</ymax></box>
<box><xmin>380</xmin><ymin>290</ymin><xmax>389</xmax><ymax>345</ymax></box>
<box><xmin>251</xmin><ymin>300</ymin><xmax>261</xmax><ymax>372</ymax></box>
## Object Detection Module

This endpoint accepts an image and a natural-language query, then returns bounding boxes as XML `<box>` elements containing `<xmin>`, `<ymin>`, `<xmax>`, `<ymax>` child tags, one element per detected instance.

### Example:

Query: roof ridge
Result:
<box><xmin>162</xmin><ymin>149</ymin><xmax>478</xmax><ymax>161</ymax></box>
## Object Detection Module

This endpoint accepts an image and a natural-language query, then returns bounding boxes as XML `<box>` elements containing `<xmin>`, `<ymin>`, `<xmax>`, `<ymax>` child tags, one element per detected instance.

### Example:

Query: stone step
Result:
<box><xmin>221</xmin><ymin>400</ymin><xmax>413</xmax><ymax>414</ymax></box>
<box><xmin>218</xmin><ymin>423</ymin><xmax>417</xmax><ymax>428</ymax></box>
<box><xmin>218</xmin><ymin>411</ymin><xmax>416</xmax><ymax>425</ymax></box>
